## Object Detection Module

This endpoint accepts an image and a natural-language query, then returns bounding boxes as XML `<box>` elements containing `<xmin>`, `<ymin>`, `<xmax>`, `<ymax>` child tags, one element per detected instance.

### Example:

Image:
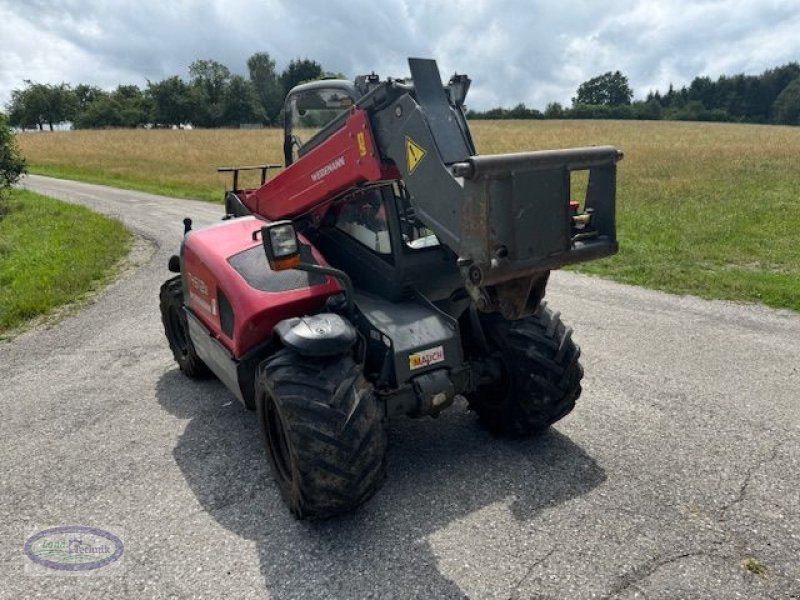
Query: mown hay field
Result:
<box><xmin>17</xmin><ymin>120</ymin><xmax>800</xmax><ymax>311</ymax></box>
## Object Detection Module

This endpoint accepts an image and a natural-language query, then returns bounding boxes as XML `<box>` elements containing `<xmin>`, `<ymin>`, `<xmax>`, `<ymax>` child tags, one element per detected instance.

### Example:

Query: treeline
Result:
<box><xmin>468</xmin><ymin>100</ymin><xmax>664</xmax><ymax>121</ymax></box>
<box><xmin>6</xmin><ymin>53</ymin><xmax>338</xmax><ymax>131</ymax></box>
<box><xmin>7</xmin><ymin>57</ymin><xmax>800</xmax><ymax>129</ymax></box>
<box><xmin>468</xmin><ymin>63</ymin><xmax>800</xmax><ymax>125</ymax></box>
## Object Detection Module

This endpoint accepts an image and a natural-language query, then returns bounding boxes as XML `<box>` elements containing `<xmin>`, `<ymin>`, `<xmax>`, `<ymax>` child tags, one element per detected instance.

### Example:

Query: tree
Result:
<box><xmin>0</xmin><ymin>112</ymin><xmax>26</xmax><ymax>211</ymax></box>
<box><xmin>6</xmin><ymin>82</ymin><xmax>76</xmax><ymax>131</ymax></box>
<box><xmin>221</xmin><ymin>75</ymin><xmax>264</xmax><ymax>126</ymax></box>
<box><xmin>189</xmin><ymin>59</ymin><xmax>231</xmax><ymax>103</ymax></box>
<box><xmin>189</xmin><ymin>59</ymin><xmax>231</xmax><ymax>127</ymax></box>
<box><xmin>544</xmin><ymin>102</ymin><xmax>565</xmax><ymax>118</ymax></box>
<box><xmin>506</xmin><ymin>103</ymin><xmax>541</xmax><ymax>119</ymax></box>
<box><xmin>645</xmin><ymin>89</ymin><xmax>662</xmax><ymax>104</ymax></box>
<box><xmin>573</xmin><ymin>71</ymin><xmax>633</xmax><ymax>106</ymax></box>
<box><xmin>23</xmin><ymin>84</ymin><xmax>52</xmax><ymax>129</ymax></box>
<box><xmin>47</xmin><ymin>83</ymin><xmax>77</xmax><ymax>128</ymax></box>
<box><xmin>631</xmin><ymin>99</ymin><xmax>663</xmax><ymax>120</ymax></box>
<box><xmin>31</xmin><ymin>82</ymin><xmax>73</xmax><ymax>130</ymax></box>
<box><xmin>772</xmin><ymin>78</ymin><xmax>800</xmax><ymax>125</ymax></box>
<box><xmin>7</xmin><ymin>88</ymin><xmax>40</xmax><ymax>130</ymax></box>
<box><xmin>72</xmin><ymin>85</ymin><xmax>151</xmax><ymax>129</ymax></box>
<box><xmin>147</xmin><ymin>76</ymin><xmax>198</xmax><ymax>127</ymax></box>
<box><xmin>247</xmin><ymin>52</ymin><xmax>284</xmax><ymax>124</ymax></box>
<box><xmin>111</xmin><ymin>85</ymin><xmax>151</xmax><ymax>127</ymax></box>
<box><xmin>280</xmin><ymin>58</ymin><xmax>323</xmax><ymax>93</ymax></box>
<box><xmin>7</xmin><ymin>82</ymin><xmax>71</xmax><ymax>130</ymax></box>
<box><xmin>73</xmin><ymin>84</ymin><xmax>107</xmax><ymax>114</ymax></box>
<box><xmin>763</xmin><ymin>63</ymin><xmax>800</xmax><ymax>120</ymax></box>
<box><xmin>74</xmin><ymin>96</ymin><xmax>124</xmax><ymax>128</ymax></box>
<box><xmin>653</xmin><ymin>63</ymin><xmax>800</xmax><ymax>124</ymax></box>
<box><xmin>71</xmin><ymin>85</ymin><xmax>109</xmax><ymax>128</ymax></box>
<box><xmin>688</xmin><ymin>76</ymin><xmax>716</xmax><ymax>109</ymax></box>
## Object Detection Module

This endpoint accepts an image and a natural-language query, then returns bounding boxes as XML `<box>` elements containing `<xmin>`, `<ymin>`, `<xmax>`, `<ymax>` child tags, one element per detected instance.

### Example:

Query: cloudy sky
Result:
<box><xmin>1</xmin><ymin>0</ymin><xmax>799</xmax><ymax>111</ymax></box>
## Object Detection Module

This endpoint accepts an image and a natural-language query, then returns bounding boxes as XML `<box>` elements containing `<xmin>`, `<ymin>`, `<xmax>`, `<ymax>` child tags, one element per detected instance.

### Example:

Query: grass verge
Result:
<box><xmin>0</xmin><ymin>189</ymin><xmax>131</xmax><ymax>338</ymax></box>
<box><xmin>29</xmin><ymin>163</ymin><xmax>217</xmax><ymax>202</ymax></box>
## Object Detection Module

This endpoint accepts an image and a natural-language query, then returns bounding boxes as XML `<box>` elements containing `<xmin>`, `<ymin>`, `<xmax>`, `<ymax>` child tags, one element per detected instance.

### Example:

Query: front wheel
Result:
<box><xmin>466</xmin><ymin>303</ymin><xmax>584</xmax><ymax>435</ymax></box>
<box><xmin>255</xmin><ymin>349</ymin><xmax>387</xmax><ymax>519</ymax></box>
<box><xmin>159</xmin><ymin>276</ymin><xmax>212</xmax><ymax>379</ymax></box>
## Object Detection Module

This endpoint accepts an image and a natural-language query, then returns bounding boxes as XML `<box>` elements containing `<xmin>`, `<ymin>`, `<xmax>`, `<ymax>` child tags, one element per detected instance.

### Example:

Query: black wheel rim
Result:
<box><xmin>265</xmin><ymin>396</ymin><xmax>293</xmax><ymax>485</ymax></box>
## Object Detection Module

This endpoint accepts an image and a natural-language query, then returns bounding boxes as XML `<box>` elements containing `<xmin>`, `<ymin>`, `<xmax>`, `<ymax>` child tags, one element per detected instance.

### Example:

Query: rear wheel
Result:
<box><xmin>466</xmin><ymin>302</ymin><xmax>583</xmax><ymax>435</ymax></box>
<box><xmin>255</xmin><ymin>349</ymin><xmax>387</xmax><ymax>519</ymax></box>
<box><xmin>159</xmin><ymin>276</ymin><xmax>212</xmax><ymax>379</ymax></box>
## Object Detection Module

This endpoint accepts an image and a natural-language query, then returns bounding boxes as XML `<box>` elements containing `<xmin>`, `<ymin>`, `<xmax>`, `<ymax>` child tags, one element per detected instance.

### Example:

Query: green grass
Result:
<box><xmin>742</xmin><ymin>558</ymin><xmax>768</xmax><ymax>576</ymax></box>
<box><xmin>29</xmin><ymin>163</ymin><xmax>218</xmax><ymax>202</ymax></box>
<box><xmin>0</xmin><ymin>189</ymin><xmax>131</xmax><ymax>337</ymax></box>
<box><xmin>565</xmin><ymin>126</ymin><xmax>800</xmax><ymax>311</ymax></box>
<box><xmin>17</xmin><ymin>121</ymin><xmax>800</xmax><ymax>312</ymax></box>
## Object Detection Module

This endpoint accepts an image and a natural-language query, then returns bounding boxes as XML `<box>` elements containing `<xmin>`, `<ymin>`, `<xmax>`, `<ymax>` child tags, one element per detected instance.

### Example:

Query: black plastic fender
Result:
<box><xmin>274</xmin><ymin>313</ymin><xmax>357</xmax><ymax>357</ymax></box>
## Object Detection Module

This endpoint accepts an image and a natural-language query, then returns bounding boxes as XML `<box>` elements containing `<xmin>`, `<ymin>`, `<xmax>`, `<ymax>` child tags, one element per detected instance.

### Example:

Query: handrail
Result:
<box><xmin>217</xmin><ymin>164</ymin><xmax>283</xmax><ymax>191</ymax></box>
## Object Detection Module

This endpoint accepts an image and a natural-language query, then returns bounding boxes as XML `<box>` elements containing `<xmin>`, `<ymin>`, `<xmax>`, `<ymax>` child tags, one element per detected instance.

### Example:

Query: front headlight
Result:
<box><xmin>260</xmin><ymin>221</ymin><xmax>300</xmax><ymax>271</ymax></box>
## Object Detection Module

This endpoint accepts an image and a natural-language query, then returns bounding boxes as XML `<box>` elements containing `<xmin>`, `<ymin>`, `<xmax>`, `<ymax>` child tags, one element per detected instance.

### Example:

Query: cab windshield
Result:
<box><xmin>287</xmin><ymin>87</ymin><xmax>354</xmax><ymax>160</ymax></box>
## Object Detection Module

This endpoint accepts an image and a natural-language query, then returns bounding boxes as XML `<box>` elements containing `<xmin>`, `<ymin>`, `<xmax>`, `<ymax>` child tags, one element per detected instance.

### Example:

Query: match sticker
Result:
<box><xmin>405</xmin><ymin>136</ymin><xmax>427</xmax><ymax>174</ymax></box>
<box><xmin>409</xmin><ymin>345</ymin><xmax>445</xmax><ymax>371</ymax></box>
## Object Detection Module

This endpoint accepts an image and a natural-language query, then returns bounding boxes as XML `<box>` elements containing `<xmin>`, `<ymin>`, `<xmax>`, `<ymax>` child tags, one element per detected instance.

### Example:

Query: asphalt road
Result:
<box><xmin>2</xmin><ymin>175</ymin><xmax>798</xmax><ymax>599</ymax></box>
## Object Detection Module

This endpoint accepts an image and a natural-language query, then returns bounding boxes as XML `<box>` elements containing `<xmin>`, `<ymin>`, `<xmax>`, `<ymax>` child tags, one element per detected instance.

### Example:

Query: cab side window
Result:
<box><xmin>334</xmin><ymin>190</ymin><xmax>392</xmax><ymax>255</ymax></box>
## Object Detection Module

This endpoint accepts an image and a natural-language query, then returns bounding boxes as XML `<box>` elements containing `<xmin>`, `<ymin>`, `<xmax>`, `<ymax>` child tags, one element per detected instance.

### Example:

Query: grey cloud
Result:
<box><xmin>1</xmin><ymin>0</ymin><xmax>799</xmax><ymax>111</ymax></box>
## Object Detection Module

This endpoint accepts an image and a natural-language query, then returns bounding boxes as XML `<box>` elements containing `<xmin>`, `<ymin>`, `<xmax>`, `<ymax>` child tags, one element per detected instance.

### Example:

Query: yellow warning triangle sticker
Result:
<box><xmin>406</xmin><ymin>136</ymin><xmax>427</xmax><ymax>174</ymax></box>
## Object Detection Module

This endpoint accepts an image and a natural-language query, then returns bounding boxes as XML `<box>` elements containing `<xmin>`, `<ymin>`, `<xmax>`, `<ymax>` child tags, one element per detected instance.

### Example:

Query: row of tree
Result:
<box><xmin>6</xmin><ymin>57</ymin><xmax>800</xmax><ymax>129</ymax></box>
<box><xmin>6</xmin><ymin>53</ymin><xmax>333</xmax><ymax>130</ymax></box>
<box><xmin>647</xmin><ymin>63</ymin><xmax>800</xmax><ymax>124</ymax></box>
<box><xmin>468</xmin><ymin>64</ymin><xmax>800</xmax><ymax>125</ymax></box>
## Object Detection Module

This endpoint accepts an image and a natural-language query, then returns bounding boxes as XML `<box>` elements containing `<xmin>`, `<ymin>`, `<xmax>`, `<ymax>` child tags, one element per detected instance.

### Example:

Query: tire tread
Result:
<box><xmin>467</xmin><ymin>305</ymin><xmax>584</xmax><ymax>435</ymax></box>
<box><xmin>159</xmin><ymin>276</ymin><xmax>212</xmax><ymax>379</ymax></box>
<box><xmin>256</xmin><ymin>349</ymin><xmax>387</xmax><ymax>519</ymax></box>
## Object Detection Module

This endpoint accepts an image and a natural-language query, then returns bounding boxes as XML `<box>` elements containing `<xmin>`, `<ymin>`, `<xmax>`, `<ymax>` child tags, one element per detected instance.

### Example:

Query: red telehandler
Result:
<box><xmin>160</xmin><ymin>58</ymin><xmax>622</xmax><ymax>518</ymax></box>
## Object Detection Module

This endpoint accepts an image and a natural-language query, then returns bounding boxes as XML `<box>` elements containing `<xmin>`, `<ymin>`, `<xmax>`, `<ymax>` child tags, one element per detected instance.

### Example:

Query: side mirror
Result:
<box><xmin>259</xmin><ymin>221</ymin><xmax>301</xmax><ymax>271</ymax></box>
